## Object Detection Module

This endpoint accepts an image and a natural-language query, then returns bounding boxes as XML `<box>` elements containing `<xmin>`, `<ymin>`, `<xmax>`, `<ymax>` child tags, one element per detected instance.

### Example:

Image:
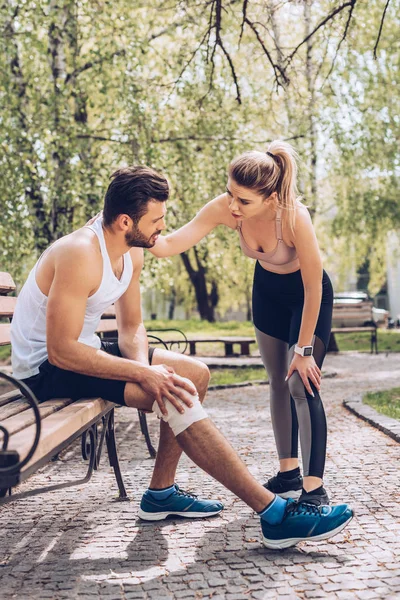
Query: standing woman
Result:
<box><xmin>150</xmin><ymin>141</ymin><xmax>334</xmax><ymax>506</ymax></box>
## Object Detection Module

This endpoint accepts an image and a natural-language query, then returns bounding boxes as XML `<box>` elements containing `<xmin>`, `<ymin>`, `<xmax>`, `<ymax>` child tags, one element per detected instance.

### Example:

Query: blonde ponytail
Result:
<box><xmin>228</xmin><ymin>140</ymin><xmax>302</xmax><ymax>233</ymax></box>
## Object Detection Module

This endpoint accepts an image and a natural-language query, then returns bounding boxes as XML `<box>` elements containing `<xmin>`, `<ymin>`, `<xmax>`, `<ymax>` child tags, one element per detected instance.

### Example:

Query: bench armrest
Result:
<box><xmin>147</xmin><ymin>328</ymin><xmax>188</xmax><ymax>354</ymax></box>
<box><xmin>0</xmin><ymin>373</ymin><xmax>41</xmax><ymax>476</ymax></box>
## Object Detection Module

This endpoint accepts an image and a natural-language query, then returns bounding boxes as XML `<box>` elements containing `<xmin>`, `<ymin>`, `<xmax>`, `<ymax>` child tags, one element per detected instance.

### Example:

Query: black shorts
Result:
<box><xmin>21</xmin><ymin>342</ymin><xmax>156</xmax><ymax>407</ymax></box>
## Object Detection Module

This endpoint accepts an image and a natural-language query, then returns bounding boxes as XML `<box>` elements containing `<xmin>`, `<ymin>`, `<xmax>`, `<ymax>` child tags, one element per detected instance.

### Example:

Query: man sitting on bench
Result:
<box><xmin>10</xmin><ymin>166</ymin><xmax>353</xmax><ymax>549</ymax></box>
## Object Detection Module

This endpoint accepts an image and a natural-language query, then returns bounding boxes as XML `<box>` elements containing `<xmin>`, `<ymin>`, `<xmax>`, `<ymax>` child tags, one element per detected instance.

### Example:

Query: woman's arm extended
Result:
<box><xmin>150</xmin><ymin>193</ymin><xmax>235</xmax><ymax>258</ymax></box>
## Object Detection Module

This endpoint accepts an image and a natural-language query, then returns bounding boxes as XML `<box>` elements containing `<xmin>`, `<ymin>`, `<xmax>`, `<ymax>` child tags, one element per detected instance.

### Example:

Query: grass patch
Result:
<box><xmin>334</xmin><ymin>330</ymin><xmax>400</xmax><ymax>353</ymax></box>
<box><xmin>145</xmin><ymin>319</ymin><xmax>255</xmax><ymax>337</ymax></box>
<box><xmin>0</xmin><ymin>346</ymin><xmax>11</xmax><ymax>362</ymax></box>
<box><xmin>210</xmin><ymin>367</ymin><xmax>266</xmax><ymax>386</ymax></box>
<box><xmin>364</xmin><ymin>388</ymin><xmax>400</xmax><ymax>421</ymax></box>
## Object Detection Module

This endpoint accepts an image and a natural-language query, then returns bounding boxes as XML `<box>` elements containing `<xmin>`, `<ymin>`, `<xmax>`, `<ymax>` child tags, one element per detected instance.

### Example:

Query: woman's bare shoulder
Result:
<box><xmin>205</xmin><ymin>193</ymin><xmax>237</xmax><ymax>229</ymax></box>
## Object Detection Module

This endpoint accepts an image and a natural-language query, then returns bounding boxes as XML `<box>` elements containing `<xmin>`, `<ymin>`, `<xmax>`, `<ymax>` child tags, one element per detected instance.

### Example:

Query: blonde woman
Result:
<box><xmin>150</xmin><ymin>141</ymin><xmax>334</xmax><ymax>506</ymax></box>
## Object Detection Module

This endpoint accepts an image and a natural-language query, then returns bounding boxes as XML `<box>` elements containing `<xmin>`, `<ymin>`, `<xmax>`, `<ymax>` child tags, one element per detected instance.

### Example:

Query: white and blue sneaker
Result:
<box><xmin>138</xmin><ymin>484</ymin><xmax>224</xmax><ymax>521</ymax></box>
<box><xmin>261</xmin><ymin>499</ymin><xmax>353</xmax><ymax>549</ymax></box>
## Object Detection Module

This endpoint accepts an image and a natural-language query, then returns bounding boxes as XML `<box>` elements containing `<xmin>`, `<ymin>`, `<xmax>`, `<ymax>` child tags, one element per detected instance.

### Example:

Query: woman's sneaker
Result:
<box><xmin>261</xmin><ymin>499</ymin><xmax>353</xmax><ymax>549</ymax></box>
<box><xmin>263</xmin><ymin>471</ymin><xmax>303</xmax><ymax>500</ymax></box>
<box><xmin>298</xmin><ymin>486</ymin><xmax>330</xmax><ymax>506</ymax></box>
<box><xmin>138</xmin><ymin>484</ymin><xmax>224</xmax><ymax>521</ymax></box>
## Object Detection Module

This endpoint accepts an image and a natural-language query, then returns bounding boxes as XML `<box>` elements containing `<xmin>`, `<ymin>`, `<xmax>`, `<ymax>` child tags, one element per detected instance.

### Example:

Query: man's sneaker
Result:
<box><xmin>261</xmin><ymin>499</ymin><xmax>353</xmax><ymax>550</ymax></box>
<box><xmin>263</xmin><ymin>472</ymin><xmax>303</xmax><ymax>500</ymax></box>
<box><xmin>138</xmin><ymin>485</ymin><xmax>224</xmax><ymax>521</ymax></box>
<box><xmin>298</xmin><ymin>486</ymin><xmax>330</xmax><ymax>506</ymax></box>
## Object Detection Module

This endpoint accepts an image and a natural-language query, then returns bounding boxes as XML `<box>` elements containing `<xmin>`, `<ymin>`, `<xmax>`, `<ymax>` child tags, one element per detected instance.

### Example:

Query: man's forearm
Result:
<box><xmin>118</xmin><ymin>324</ymin><xmax>149</xmax><ymax>364</ymax></box>
<box><xmin>48</xmin><ymin>339</ymin><xmax>149</xmax><ymax>383</ymax></box>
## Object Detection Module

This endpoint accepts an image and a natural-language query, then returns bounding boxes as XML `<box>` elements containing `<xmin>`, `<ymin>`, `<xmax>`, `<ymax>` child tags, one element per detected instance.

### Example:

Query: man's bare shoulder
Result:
<box><xmin>50</xmin><ymin>228</ymin><xmax>100</xmax><ymax>261</ymax></box>
<box><xmin>36</xmin><ymin>227</ymin><xmax>102</xmax><ymax>295</ymax></box>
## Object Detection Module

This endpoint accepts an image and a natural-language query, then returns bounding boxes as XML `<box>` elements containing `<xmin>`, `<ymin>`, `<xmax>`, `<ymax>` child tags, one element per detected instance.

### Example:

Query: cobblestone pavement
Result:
<box><xmin>1</xmin><ymin>353</ymin><xmax>399</xmax><ymax>600</ymax></box>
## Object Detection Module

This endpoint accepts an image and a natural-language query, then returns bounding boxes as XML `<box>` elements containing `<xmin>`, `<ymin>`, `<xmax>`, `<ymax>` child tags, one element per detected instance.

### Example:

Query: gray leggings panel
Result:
<box><xmin>256</xmin><ymin>328</ymin><xmax>327</xmax><ymax>477</ymax></box>
<box><xmin>255</xmin><ymin>328</ymin><xmax>296</xmax><ymax>459</ymax></box>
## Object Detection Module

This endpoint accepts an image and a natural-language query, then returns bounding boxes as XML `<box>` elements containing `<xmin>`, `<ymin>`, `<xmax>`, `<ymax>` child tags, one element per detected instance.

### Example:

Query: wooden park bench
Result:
<box><xmin>101</xmin><ymin>307</ymin><xmax>254</xmax><ymax>356</ymax></box>
<box><xmin>99</xmin><ymin>323</ymin><xmax>254</xmax><ymax>358</ymax></box>
<box><xmin>0</xmin><ymin>271</ymin><xmax>160</xmax><ymax>507</ymax></box>
<box><xmin>185</xmin><ymin>336</ymin><xmax>255</xmax><ymax>357</ymax></box>
<box><xmin>329</xmin><ymin>299</ymin><xmax>379</xmax><ymax>354</ymax></box>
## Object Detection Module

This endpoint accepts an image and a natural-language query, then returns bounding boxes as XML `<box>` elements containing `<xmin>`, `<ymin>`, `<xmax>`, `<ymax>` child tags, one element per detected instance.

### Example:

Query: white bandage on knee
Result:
<box><xmin>152</xmin><ymin>377</ymin><xmax>208</xmax><ymax>436</ymax></box>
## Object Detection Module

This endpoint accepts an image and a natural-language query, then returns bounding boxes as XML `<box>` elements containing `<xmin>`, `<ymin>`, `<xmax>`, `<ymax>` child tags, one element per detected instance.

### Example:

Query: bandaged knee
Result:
<box><xmin>152</xmin><ymin>377</ymin><xmax>208</xmax><ymax>436</ymax></box>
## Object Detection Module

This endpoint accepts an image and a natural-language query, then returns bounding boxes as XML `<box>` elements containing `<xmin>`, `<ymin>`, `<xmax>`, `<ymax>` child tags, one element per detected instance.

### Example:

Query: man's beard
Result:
<box><xmin>125</xmin><ymin>222</ymin><xmax>160</xmax><ymax>248</ymax></box>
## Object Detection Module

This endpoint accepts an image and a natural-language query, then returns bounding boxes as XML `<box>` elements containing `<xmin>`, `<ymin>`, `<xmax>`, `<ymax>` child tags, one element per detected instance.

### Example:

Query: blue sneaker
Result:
<box><xmin>138</xmin><ymin>485</ymin><xmax>224</xmax><ymax>521</ymax></box>
<box><xmin>261</xmin><ymin>499</ymin><xmax>353</xmax><ymax>549</ymax></box>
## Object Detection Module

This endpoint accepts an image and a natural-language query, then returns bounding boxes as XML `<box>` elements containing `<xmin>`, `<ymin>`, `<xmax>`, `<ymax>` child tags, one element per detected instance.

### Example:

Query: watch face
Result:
<box><xmin>304</xmin><ymin>347</ymin><xmax>313</xmax><ymax>356</ymax></box>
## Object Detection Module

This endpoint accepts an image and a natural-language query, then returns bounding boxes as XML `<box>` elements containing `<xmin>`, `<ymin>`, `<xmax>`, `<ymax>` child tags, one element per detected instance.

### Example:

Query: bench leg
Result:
<box><xmin>225</xmin><ymin>343</ymin><xmax>234</xmax><ymax>357</ymax></box>
<box><xmin>138</xmin><ymin>410</ymin><xmax>157</xmax><ymax>458</ymax></box>
<box><xmin>240</xmin><ymin>342</ymin><xmax>250</xmax><ymax>355</ymax></box>
<box><xmin>189</xmin><ymin>341</ymin><xmax>196</xmax><ymax>355</ymax></box>
<box><xmin>0</xmin><ymin>426</ymin><xmax>99</xmax><ymax>506</ymax></box>
<box><xmin>371</xmin><ymin>329</ymin><xmax>378</xmax><ymax>354</ymax></box>
<box><xmin>105</xmin><ymin>409</ymin><xmax>129</xmax><ymax>501</ymax></box>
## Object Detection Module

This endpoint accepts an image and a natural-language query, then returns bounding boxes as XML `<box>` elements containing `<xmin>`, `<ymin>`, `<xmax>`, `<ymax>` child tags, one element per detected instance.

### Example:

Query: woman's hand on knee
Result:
<box><xmin>285</xmin><ymin>355</ymin><xmax>321</xmax><ymax>396</ymax></box>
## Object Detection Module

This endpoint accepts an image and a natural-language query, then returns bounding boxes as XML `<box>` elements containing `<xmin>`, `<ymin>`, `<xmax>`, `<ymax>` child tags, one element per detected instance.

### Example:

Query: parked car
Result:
<box><xmin>332</xmin><ymin>292</ymin><xmax>389</xmax><ymax>328</ymax></box>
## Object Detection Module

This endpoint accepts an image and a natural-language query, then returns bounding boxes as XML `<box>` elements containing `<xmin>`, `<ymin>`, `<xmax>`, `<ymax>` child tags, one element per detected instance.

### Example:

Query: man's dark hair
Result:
<box><xmin>103</xmin><ymin>166</ymin><xmax>169</xmax><ymax>226</ymax></box>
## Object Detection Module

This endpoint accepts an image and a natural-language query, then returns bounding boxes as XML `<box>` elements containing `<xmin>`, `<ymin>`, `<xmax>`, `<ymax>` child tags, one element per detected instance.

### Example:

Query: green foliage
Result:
<box><xmin>0</xmin><ymin>0</ymin><xmax>398</xmax><ymax>309</ymax></box>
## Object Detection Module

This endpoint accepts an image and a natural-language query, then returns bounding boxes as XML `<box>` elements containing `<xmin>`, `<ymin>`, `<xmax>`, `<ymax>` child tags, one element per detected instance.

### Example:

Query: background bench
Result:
<box><xmin>329</xmin><ymin>299</ymin><xmax>379</xmax><ymax>353</ymax></box>
<box><xmin>186</xmin><ymin>337</ymin><xmax>255</xmax><ymax>357</ymax></box>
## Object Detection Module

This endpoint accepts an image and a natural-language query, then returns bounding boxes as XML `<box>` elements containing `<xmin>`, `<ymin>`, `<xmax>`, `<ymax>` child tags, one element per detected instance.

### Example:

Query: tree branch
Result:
<box><xmin>239</xmin><ymin>0</ymin><xmax>248</xmax><ymax>46</ymax></box>
<box><xmin>65</xmin><ymin>49</ymin><xmax>126</xmax><ymax>84</ymax></box>
<box><xmin>322</xmin><ymin>0</ymin><xmax>357</xmax><ymax>86</ymax></box>
<box><xmin>284</xmin><ymin>1</ymin><xmax>356</xmax><ymax>69</ymax></box>
<box><xmin>76</xmin><ymin>133</ymin><xmax>305</xmax><ymax>144</ymax></box>
<box><xmin>374</xmin><ymin>0</ymin><xmax>391</xmax><ymax>59</ymax></box>
<box><xmin>244</xmin><ymin>17</ymin><xmax>289</xmax><ymax>89</ymax></box>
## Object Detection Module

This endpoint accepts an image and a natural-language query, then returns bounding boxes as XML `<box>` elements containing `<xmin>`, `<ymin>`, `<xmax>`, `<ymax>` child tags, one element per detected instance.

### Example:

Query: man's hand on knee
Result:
<box><xmin>139</xmin><ymin>364</ymin><xmax>197</xmax><ymax>416</ymax></box>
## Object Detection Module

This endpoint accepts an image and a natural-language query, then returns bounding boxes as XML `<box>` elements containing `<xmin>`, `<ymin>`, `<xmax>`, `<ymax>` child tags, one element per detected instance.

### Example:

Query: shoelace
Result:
<box><xmin>174</xmin><ymin>485</ymin><xmax>198</xmax><ymax>500</ymax></box>
<box><xmin>286</xmin><ymin>500</ymin><xmax>321</xmax><ymax>517</ymax></box>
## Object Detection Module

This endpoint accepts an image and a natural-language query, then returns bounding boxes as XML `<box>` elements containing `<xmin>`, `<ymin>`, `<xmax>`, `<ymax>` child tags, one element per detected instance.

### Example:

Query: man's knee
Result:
<box><xmin>180</xmin><ymin>359</ymin><xmax>210</xmax><ymax>401</ymax></box>
<box><xmin>152</xmin><ymin>378</ymin><xmax>208</xmax><ymax>436</ymax></box>
<box><xmin>195</xmin><ymin>361</ymin><xmax>210</xmax><ymax>398</ymax></box>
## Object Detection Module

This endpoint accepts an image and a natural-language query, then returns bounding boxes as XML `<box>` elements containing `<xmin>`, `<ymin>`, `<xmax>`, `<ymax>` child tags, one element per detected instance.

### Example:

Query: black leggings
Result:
<box><xmin>252</xmin><ymin>261</ymin><xmax>333</xmax><ymax>478</ymax></box>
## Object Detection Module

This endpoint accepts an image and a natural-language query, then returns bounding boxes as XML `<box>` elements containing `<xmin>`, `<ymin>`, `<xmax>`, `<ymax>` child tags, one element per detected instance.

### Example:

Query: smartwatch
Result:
<box><xmin>294</xmin><ymin>344</ymin><xmax>313</xmax><ymax>357</ymax></box>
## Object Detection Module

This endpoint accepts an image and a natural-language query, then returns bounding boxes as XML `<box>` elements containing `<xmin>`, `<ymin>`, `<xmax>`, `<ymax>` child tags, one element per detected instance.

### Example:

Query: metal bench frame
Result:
<box><xmin>0</xmin><ymin>372</ymin><xmax>128</xmax><ymax>505</ymax></box>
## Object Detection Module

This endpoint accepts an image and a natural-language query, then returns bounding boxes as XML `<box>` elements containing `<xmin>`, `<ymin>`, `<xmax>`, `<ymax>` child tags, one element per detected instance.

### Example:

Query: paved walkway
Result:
<box><xmin>1</xmin><ymin>353</ymin><xmax>400</xmax><ymax>599</ymax></box>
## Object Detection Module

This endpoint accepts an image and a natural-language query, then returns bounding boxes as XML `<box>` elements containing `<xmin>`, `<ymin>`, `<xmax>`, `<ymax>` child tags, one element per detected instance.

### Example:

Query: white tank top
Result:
<box><xmin>11</xmin><ymin>217</ymin><xmax>133</xmax><ymax>379</ymax></box>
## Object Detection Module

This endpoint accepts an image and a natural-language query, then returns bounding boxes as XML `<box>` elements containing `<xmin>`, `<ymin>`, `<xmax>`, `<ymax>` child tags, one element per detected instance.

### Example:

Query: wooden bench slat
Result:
<box><xmin>0</xmin><ymin>398</ymin><xmax>74</xmax><ymax>442</ymax></box>
<box><xmin>0</xmin><ymin>323</ymin><xmax>11</xmax><ymax>346</ymax></box>
<box><xmin>0</xmin><ymin>296</ymin><xmax>17</xmax><ymax>318</ymax></box>
<box><xmin>0</xmin><ymin>397</ymin><xmax>32</xmax><ymax>421</ymax></box>
<box><xmin>96</xmin><ymin>319</ymin><xmax>118</xmax><ymax>334</ymax></box>
<box><xmin>0</xmin><ymin>389</ymin><xmax>22</xmax><ymax>408</ymax></box>
<box><xmin>8</xmin><ymin>398</ymin><xmax>113</xmax><ymax>472</ymax></box>
<box><xmin>102</xmin><ymin>305</ymin><xmax>116</xmax><ymax>318</ymax></box>
<box><xmin>0</xmin><ymin>272</ymin><xmax>16</xmax><ymax>295</ymax></box>
<box><xmin>331</xmin><ymin>327</ymin><xmax>376</xmax><ymax>333</ymax></box>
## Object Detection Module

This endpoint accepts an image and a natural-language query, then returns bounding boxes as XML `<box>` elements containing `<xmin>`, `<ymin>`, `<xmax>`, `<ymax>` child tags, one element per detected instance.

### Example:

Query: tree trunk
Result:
<box><xmin>180</xmin><ymin>250</ymin><xmax>216</xmax><ymax>322</ymax></box>
<box><xmin>48</xmin><ymin>0</ymin><xmax>73</xmax><ymax>239</ymax></box>
<box><xmin>304</xmin><ymin>0</ymin><xmax>318</xmax><ymax>217</ymax></box>
<box><xmin>168</xmin><ymin>287</ymin><xmax>176</xmax><ymax>320</ymax></box>
<box><xmin>6</xmin><ymin>2</ymin><xmax>51</xmax><ymax>253</ymax></box>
